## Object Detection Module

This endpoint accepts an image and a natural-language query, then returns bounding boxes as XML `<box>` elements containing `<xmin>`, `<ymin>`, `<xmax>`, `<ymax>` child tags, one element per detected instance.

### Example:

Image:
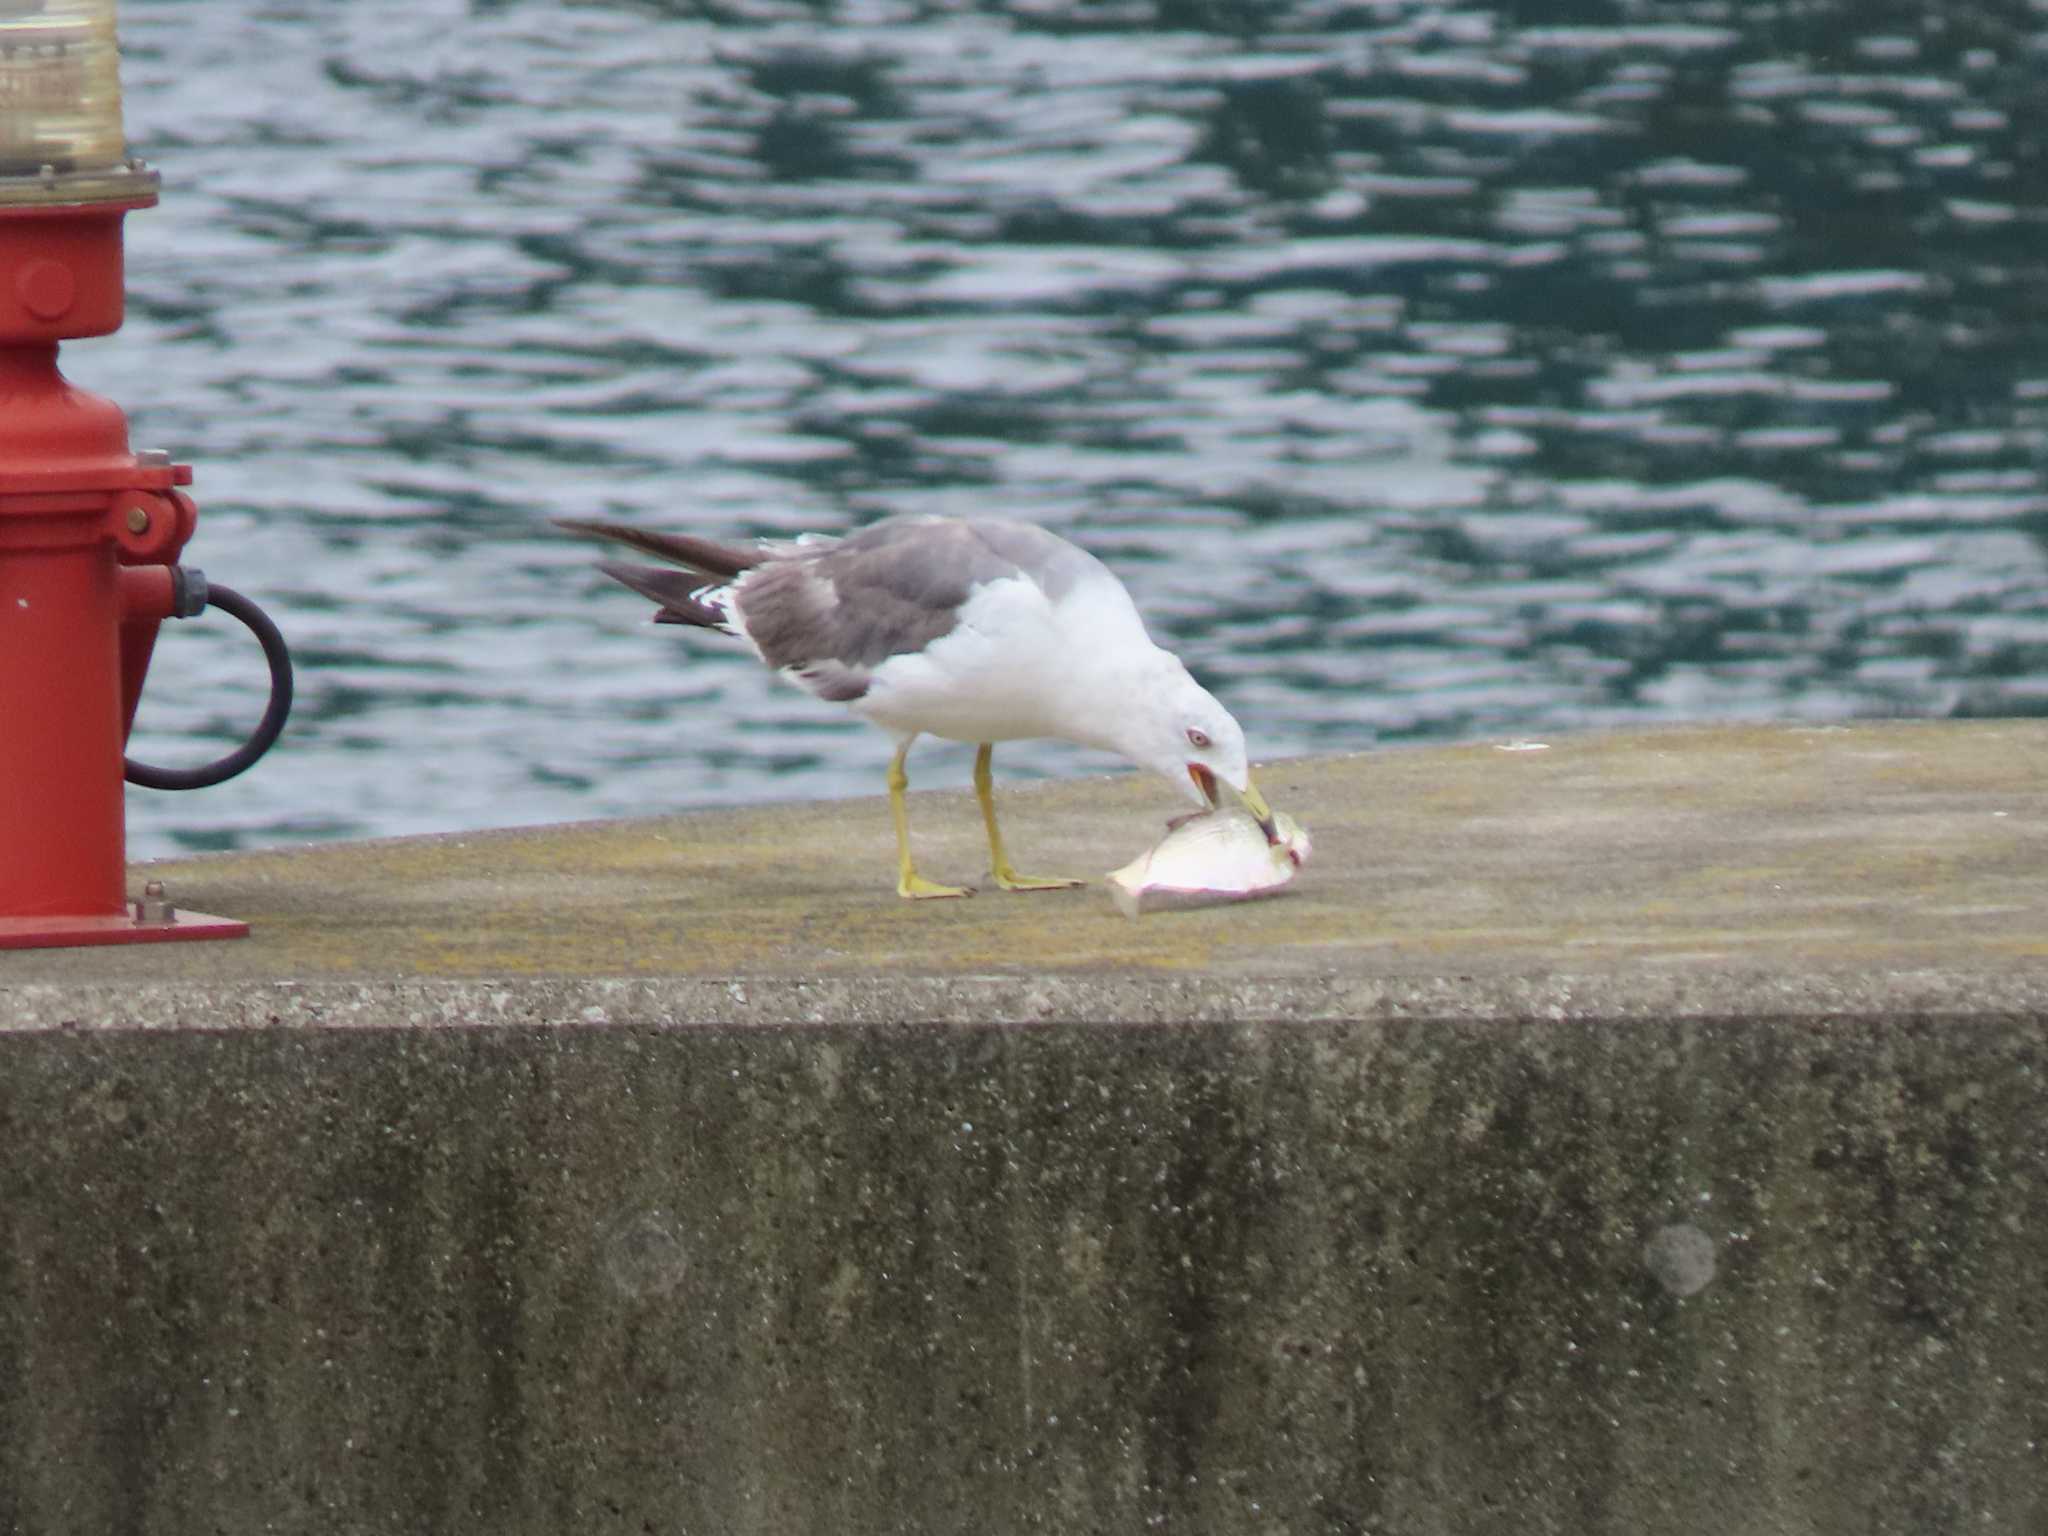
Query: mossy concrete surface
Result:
<box><xmin>9</xmin><ymin>719</ymin><xmax>2048</xmax><ymax>1005</ymax></box>
<box><xmin>2</xmin><ymin>723</ymin><xmax>2047</xmax><ymax>1533</ymax></box>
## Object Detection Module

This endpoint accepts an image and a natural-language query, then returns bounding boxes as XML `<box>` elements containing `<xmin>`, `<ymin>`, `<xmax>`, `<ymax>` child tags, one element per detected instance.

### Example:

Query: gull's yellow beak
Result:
<box><xmin>1187</xmin><ymin>765</ymin><xmax>1281</xmax><ymax>845</ymax></box>
<box><xmin>1236</xmin><ymin>774</ymin><xmax>1281</xmax><ymax>846</ymax></box>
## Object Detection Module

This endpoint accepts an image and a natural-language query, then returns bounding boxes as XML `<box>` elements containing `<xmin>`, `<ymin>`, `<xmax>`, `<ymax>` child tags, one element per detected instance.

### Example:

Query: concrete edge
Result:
<box><xmin>6</xmin><ymin>968</ymin><xmax>2046</xmax><ymax>1032</ymax></box>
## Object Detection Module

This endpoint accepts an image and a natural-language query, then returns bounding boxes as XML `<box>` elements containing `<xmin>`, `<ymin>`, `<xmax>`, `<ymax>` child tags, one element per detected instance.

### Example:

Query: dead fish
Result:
<box><xmin>1105</xmin><ymin>808</ymin><xmax>1312</xmax><ymax>919</ymax></box>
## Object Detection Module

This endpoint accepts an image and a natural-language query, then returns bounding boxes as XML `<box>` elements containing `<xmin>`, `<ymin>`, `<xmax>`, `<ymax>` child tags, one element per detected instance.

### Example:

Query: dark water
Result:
<box><xmin>83</xmin><ymin>0</ymin><xmax>2048</xmax><ymax>857</ymax></box>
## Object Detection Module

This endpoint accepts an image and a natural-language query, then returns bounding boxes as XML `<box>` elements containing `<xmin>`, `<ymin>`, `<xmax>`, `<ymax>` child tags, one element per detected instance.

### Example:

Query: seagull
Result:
<box><xmin>556</xmin><ymin>514</ymin><xmax>1279</xmax><ymax>900</ymax></box>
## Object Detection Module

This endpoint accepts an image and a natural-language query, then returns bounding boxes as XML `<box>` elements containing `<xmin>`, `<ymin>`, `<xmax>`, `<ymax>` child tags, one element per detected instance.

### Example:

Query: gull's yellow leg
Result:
<box><xmin>890</xmin><ymin>740</ymin><xmax>972</xmax><ymax>900</ymax></box>
<box><xmin>976</xmin><ymin>743</ymin><xmax>1084</xmax><ymax>892</ymax></box>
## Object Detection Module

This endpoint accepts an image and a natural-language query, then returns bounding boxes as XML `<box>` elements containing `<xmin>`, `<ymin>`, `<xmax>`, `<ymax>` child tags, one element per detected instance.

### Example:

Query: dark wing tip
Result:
<box><xmin>595</xmin><ymin>560</ymin><xmax>729</xmax><ymax>630</ymax></box>
<box><xmin>555</xmin><ymin>519</ymin><xmax>762</xmax><ymax>580</ymax></box>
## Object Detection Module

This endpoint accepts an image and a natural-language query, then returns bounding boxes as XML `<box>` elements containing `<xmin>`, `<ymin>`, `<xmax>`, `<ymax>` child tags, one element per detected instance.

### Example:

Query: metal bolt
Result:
<box><xmin>125</xmin><ymin>504</ymin><xmax>150</xmax><ymax>534</ymax></box>
<box><xmin>136</xmin><ymin>449</ymin><xmax>172</xmax><ymax>468</ymax></box>
<box><xmin>133</xmin><ymin>880</ymin><xmax>176</xmax><ymax>926</ymax></box>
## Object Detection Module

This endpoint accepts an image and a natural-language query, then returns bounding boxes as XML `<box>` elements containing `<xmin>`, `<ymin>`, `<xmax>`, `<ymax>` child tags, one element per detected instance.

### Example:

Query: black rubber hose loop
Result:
<box><xmin>124</xmin><ymin>582</ymin><xmax>294</xmax><ymax>791</ymax></box>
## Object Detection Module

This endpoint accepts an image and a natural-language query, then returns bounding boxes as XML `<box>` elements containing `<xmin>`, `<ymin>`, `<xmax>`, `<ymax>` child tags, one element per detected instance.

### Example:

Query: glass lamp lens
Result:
<box><xmin>0</xmin><ymin>0</ymin><xmax>125</xmax><ymax>177</ymax></box>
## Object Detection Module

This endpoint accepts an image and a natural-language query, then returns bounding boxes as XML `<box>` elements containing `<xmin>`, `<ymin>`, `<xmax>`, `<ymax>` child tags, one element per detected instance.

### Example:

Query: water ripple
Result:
<box><xmin>62</xmin><ymin>0</ymin><xmax>2048</xmax><ymax>855</ymax></box>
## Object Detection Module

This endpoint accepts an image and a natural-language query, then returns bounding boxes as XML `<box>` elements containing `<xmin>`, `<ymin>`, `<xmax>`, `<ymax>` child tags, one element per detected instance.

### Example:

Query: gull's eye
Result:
<box><xmin>1186</xmin><ymin>727</ymin><xmax>1212</xmax><ymax>750</ymax></box>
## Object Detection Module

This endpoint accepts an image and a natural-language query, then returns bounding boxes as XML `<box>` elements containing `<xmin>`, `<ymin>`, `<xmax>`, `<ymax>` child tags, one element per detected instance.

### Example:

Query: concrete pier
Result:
<box><xmin>4</xmin><ymin>722</ymin><xmax>2047</xmax><ymax>1533</ymax></box>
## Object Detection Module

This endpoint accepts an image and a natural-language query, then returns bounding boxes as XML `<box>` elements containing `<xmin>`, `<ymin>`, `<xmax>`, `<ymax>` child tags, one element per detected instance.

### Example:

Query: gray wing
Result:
<box><xmin>736</xmin><ymin>516</ymin><xmax>1100</xmax><ymax>684</ymax></box>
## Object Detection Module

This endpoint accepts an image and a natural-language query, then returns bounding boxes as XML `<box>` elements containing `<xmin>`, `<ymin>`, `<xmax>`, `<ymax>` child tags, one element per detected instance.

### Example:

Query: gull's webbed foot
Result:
<box><xmin>889</xmin><ymin>738</ymin><xmax>972</xmax><ymax>900</ymax></box>
<box><xmin>899</xmin><ymin>870</ymin><xmax>974</xmax><ymax>900</ymax></box>
<box><xmin>991</xmin><ymin>865</ymin><xmax>1085</xmax><ymax>893</ymax></box>
<box><xmin>975</xmin><ymin>743</ymin><xmax>1084</xmax><ymax>896</ymax></box>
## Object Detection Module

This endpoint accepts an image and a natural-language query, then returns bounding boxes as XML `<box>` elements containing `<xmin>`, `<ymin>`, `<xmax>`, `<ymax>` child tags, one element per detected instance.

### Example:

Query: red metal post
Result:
<box><xmin>0</xmin><ymin>196</ymin><xmax>247</xmax><ymax>948</ymax></box>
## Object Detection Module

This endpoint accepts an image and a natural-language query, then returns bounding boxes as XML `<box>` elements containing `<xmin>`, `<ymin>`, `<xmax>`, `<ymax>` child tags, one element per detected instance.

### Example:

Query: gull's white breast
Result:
<box><xmin>854</xmin><ymin>567</ymin><xmax>1153</xmax><ymax>745</ymax></box>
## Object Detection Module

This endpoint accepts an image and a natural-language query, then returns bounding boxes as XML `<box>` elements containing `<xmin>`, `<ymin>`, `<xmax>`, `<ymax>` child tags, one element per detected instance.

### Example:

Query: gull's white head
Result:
<box><xmin>1116</xmin><ymin>659</ymin><xmax>1279</xmax><ymax>843</ymax></box>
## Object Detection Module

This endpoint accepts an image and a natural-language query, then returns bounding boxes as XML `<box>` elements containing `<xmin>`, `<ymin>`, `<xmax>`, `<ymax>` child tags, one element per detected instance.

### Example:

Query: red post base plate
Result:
<box><xmin>0</xmin><ymin>909</ymin><xmax>249</xmax><ymax>952</ymax></box>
